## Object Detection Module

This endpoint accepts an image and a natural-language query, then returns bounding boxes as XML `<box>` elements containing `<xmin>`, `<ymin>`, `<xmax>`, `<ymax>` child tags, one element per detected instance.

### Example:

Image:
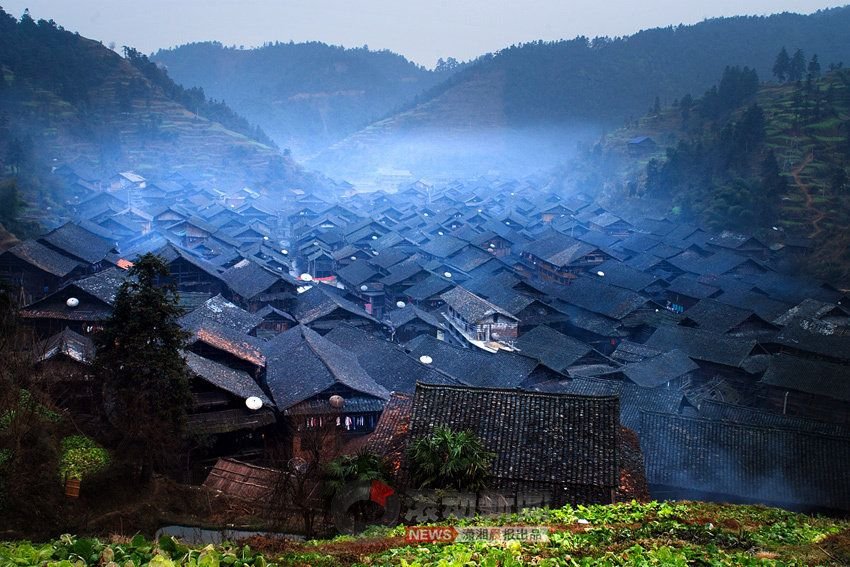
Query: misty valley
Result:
<box><xmin>1</xmin><ymin>3</ymin><xmax>850</xmax><ymax>566</ymax></box>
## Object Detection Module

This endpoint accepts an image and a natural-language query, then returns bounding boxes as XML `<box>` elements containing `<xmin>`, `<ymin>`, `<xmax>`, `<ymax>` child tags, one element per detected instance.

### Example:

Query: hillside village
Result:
<box><xmin>2</xmin><ymin>160</ymin><xmax>849</xmax><ymax>527</ymax></box>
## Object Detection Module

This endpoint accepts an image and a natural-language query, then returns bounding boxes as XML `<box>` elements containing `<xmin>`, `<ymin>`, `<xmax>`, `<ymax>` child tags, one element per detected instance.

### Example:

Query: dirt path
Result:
<box><xmin>790</xmin><ymin>151</ymin><xmax>826</xmax><ymax>238</ymax></box>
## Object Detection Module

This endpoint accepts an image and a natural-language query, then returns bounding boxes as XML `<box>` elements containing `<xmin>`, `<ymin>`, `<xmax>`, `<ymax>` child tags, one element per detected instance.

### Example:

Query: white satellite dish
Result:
<box><xmin>300</xmin><ymin>273</ymin><xmax>313</xmax><ymax>282</ymax></box>
<box><xmin>350</xmin><ymin>256</ymin><xmax>357</xmax><ymax>261</ymax></box>
<box><xmin>245</xmin><ymin>396</ymin><xmax>263</xmax><ymax>410</ymax></box>
<box><xmin>360</xmin><ymin>285</ymin><xmax>369</xmax><ymax>291</ymax></box>
<box><xmin>371</xmin><ymin>235</ymin><xmax>379</xmax><ymax>240</ymax></box>
<box><xmin>66</xmin><ymin>297</ymin><xmax>80</xmax><ymax>308</ymax></box>
<box><xmin>597</xmin><ymin>271</ymin><xmax>605</xmax><ymax>277</ymax></box>
<box><xmin>423</xmin><ymin>212</ymin><xmax>429</xmax><ymax>217</ymax></box>
<box><xmin>419</xmin><ymin>355</ymin><xmax>433</xmax><ymax>364</ymax></box>
<box><xmin>443</xmin><ymin>272</ymin><xmax>452</xmax><ymax>278</ymax></box>
<box><xmin>396</xmin><ymin>301</ymin><xmax>406</xmax><ymax>308</ymax></box>
<box><xmin>263</xmin><ymin>235</ymin><xmax>269</xmax><ymax>240</ymax></box>
<box><xmin>437</xmin><ymin>231</ymin><xmax>444</xmax><ymax>236</ymax></box>
<box><xmin>281</xmin><ymin>249</ymin><xmax>289</xmax><ymax>255</ymax></box>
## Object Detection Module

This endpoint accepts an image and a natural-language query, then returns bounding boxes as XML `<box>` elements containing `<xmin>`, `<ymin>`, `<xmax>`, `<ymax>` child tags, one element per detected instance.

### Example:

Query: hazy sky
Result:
<box><xmin>4</xmin><ymin>1</ymin><xmax>847</xmax><ymax>67</ymax></box>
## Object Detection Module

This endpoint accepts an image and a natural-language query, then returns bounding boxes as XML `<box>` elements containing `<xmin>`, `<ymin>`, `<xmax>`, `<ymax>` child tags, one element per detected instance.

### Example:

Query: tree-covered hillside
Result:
<box><xmin>153</xmin><ymin>42</ymin><xmax>460</xmax><ymax>157</ymax></box>
<box><xmin>0</xmin><ymin>8</ymin><xmax>322</xmax><ymax>225</ymax></box>
<box><xmin>577</xmin><ymin>60</ymin><xmax>850</xmax><ymax>282</ymax></box>
<box><xmin>312</xmin><ymin>7</ymin><xmax>850</xmax><ymax>180</ymax></box>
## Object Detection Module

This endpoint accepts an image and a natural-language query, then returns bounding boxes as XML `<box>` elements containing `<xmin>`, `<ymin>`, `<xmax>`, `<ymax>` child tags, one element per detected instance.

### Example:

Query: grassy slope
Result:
<box><xmin>3</xmin><ymin>501</ymin><xmax>849</xmax><ymax>566</ymax></box>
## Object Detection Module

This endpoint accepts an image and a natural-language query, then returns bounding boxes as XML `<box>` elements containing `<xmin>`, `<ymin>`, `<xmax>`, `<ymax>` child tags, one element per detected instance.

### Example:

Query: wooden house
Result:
<box><xmin>406</xmin><ymin>383</ymin><xmax>620</xmax><ymax>506</ymax></box>
<box><xmin>263</xmin><ymin>325</ymin><xmax>390</xmax><ymax>459</ymax></box>
<box><xmin>440</xmin><ymin>286</ymin><xmax>519</xmax><ymax>352</ymax></box>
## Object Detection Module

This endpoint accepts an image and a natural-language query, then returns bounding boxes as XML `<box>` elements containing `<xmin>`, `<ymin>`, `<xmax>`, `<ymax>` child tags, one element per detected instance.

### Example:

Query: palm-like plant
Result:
<box><xmin>407</xmin><ymin>426</ymin><xmax>495</xmax><ymax>491</ymax></box>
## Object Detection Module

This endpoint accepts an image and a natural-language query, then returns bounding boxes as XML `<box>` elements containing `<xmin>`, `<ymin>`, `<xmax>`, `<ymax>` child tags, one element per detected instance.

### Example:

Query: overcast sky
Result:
<box><xmin>4</xmin><ymin>1</ymin><xmax>847</xmax><ymax>67</ymax></box>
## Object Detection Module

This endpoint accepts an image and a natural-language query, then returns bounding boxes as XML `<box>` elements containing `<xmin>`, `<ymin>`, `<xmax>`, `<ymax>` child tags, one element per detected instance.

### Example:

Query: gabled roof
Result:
<box><xmin>324</xmin><ymin>325</ymin><xmax>458</xmax><ymax>393</ymax></box>
<box><xmin>63</xmin><ymin>267</ymin><xmax>129</xmax><ymax>305</ymax></box>
<box><xmin>180</xmin><ymin>295</ymin><xmax>263</xmax><ymax>334</ymax></box>
<box><xmin>640</xmin><ymin>411</ymin><xmax>850</xmax><ymax>510</ymax></box>
<box><xmin>36</xmin><ymin>328</ymin><xmax>95</xmax><ymax>364</ymax></box>
<box><xmin>293</xmin><ymin>285</ymin><xmax>379</xmax><ymax>326</ymax></box>
<box><xmin>403</xmin><ymin>274</ymin><xmax>455</xmax><ymax>301</ymax></box>
<box><xmin>440</xmin><ymin>286</ymin><xmax>517</xmax><ymax>323</ymax></box>
<box><xmin>409</xmin><ymin>383</ymin><xmax>619</xmax><ymax>489</ymax></box>
<box><xmin>404</xmin><ymin>334</ymin><xmax>538</xmax><ymax>389</ymax></box>
<box><xmin>187</xmin><ymin>320</ymin><xmax>266</xmax><ymax>367</ymax></box>
<box><xmin>760</xmin><ymin>354</ymin><xmax>850</xmax><ymax>402</ymax></box>
<box><xmin>514</xmin><ymin>325</ymin><xmax>594</xmax><ymax>372</ymax></box>
<box><xmin>336</xmin><ymin>260</ymin><xmax>380</xmax><ymax>288</ymax></box>
<box><xmin>680</xmin><ymin>299</ymin><xmax>764</xmax><ymax>333</ymax></box>
<box><xmin>184</xmin><ymin>351</ymin><xmax>273</xmax><ymax>407</ymax></box>
<box><xmin>263</xmin><ymin>325</ymin><xmax>389</xmax><ymax>410</ymax></box>
<box><xmin>590</xmin><ymin>259</ymin><xmax>661</xmax><ymax>292</ymax></box>
<box><xmin>220</xmin><ymin>259</ymin><xmax>284</xmax><ymax>300</ymax></box>
<box><xmin>39</xmin><ymin>222</ymin><xmax>116</xmax><ymax>264</ymax></box>
<box><xmin>4</xmin><ymin>240</ymin><xmax>82</xmax><ymax>277</ymax></box>
<box><xmin>520</xmin><ymin>231</ymin><xmax>599</xmax><ymax>267</ymax></box>
<box><xmin>384</xmin><ymin>304</ymin><xmax>444</xmax><ymax>330</ymax></box>
<box><xmin>620</xmin><ymin>349</ymin><xmax>698</xmax><ymax>388</ymax></box>
<box><xmin>544</xmin><ymin>277</ymin><xmax>652</xmax><ymax>320</ymax></box>
<box><xmin>645</xmin><ymin>326</ymin><xmax>756</xmax><ymax>368</ymax></box>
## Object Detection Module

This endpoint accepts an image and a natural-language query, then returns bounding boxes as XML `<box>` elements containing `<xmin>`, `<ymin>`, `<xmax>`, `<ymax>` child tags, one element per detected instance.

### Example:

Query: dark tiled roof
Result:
<box><xmin>187</xmin><ymin>320</ymin><xmax>266</xmax><ymax>367</ymax></box>
<box><xmin>521</xmin><ymin>231</ymin><xmax>598</xmax><ymax>267</ymax></box>
<box><xmin>405</xmin><ymin>334</ymin><xmax>538</xmax><ymax>389</ymax></box>
<box><xmin>514</xmin><ymin>325</ymin><xmax>593</xmax><ymax>372</ymax></box>
<box><xmin>409</xmin><ymin>383</ymin><xmax>619</xmax><ymax>488</ymax></box>
<box><xmin>645</xmin><ymin>326</ymin><xmax>755</xmax><ymax>368</ymax></box>
<box><xmin>336</xmin><ymin>260</ymin><xmax>380</xmax><ymax>287</ymax></box>
<box><xmin>618</xmin><ymin>383</ymin><xmax>684</xmax><ymax>433</ymax></box>
<box><xmin>420</xmin><ymin>235</ymin><xmax>468</xmax><ymax>259</ymax></box>
<box><xmin>771</xmin><ymin>323</ymin><xmax>850</xmax><ymax>361</ymax></box>
<box><xmin>68</xmin><ymin>267</ymin><xmax>129</xmax><ymax>305</ymax></box>
<box><xmin>220</xmin><ymin>259</ymin><xmax>283</xmax><ymax>300</ymax></box>
<box><xmin>36</xmin><ymin>327</ymin><xmax>95</xmax><ymax>364</ymax></box>
<box><xmin>759</xmin><ymin>354</ymin><xmax>850</xmax><ymax>402</ymax></box>
<box><xmin>680</xmin><ymin>299</ymin><xmax>758</xmax><ymax>333</ymax></box>
<box><xmin>698</xmin><ymin>400</ymin><xmax>850</xmax><ymax>437</ymax></box>
<box><xmin>181</xmin><ymin>295</ymin><xmax>263</xmax><ymax>335</ymax></box>
<box><xmin>402</xmin><ymin>274</ymin><xmax>454</xmax><ymax>301</ymax></box>
<box><xmin>591</xmin><ymin>259</ymin><xmax>661</xmax><ymax>292</ymax></box>
<box><xmin>263</xmin><ymin>325</ymin><xmax>389</xmax><ymax>410</ymax></box>
<box><xmin>324</xmin><ymin>325</ymin><xmax>459</xmax><ymax>393</ymax></box>
<box><xmin>5</xmin><ymin>240</ymin><xmax>82</xmax><ymax>277</ymax></box>
<box><xmin>640</xmin><ymin>411</ymin><xmax>850</xmax><ymax>510</ymax></box>
<box><xmin>293</xmin><ymin>285</ymin><xmax>379</xmax><ymax>326</ymax></box>
<box><xmin>39</xmin><ymin>222</ymin><xmax>116</xmax><ymax>264</ymax></box>
<box><xmin>713</xmin><ymin>289</ymin><xmax>792</xmax><ymax>322</ymax></box>
<box><xmin>621</xmin><ymin>349</ymin><xmax>698</xmax><ymax>388</ymax></box>
<box><xmin>666</xmin><ymin>275</ymin><xmax>720</xmax><ymax>300</ymax></box>
<box><xmin>529</xmin><ymin>377</ymin><xmax>623</xmax><ymax>397</ymax></box>
<box><xmin>440</xmin><ymin>286</ymin><xmax>517</xmax><ymax>323</ymax></box>
<box><xmin>385</xmin><ymin>304</ymin><xmax>444</xmax><ymax>330</ymax></box>
<box><xmin>184</xmin><ymin>351</ymin><xmax>273</xmax><ymax>407</ymax></box>
<box><xmin>544</xmin><ymin>277</ymin><xmax>651</xmax><ymax>320</ymax></box>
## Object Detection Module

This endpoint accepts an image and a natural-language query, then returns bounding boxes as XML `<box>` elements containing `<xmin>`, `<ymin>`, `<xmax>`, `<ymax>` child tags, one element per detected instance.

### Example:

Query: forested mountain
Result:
<box><xmin>573</xmin><ymin>62</ymin><xmax>850</xmax><ymax>280</ymax></box>
<box><xmin>152</xmin><ymin>42</ymin><xmax>460</xmax><ymax>157</ymax></box>
<box><xmin>310</xmin><ymin>7</ymin><xmax>850</xmax><ymax>180</ymax></box>
<box><xmin>0</xmin><ymin>8</ymin><xmax>319</xmax><ymax>226</ymax></box>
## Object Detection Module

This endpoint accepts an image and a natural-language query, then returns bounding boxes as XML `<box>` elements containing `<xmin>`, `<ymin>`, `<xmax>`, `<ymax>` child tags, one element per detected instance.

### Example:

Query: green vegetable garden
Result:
<box><xmin>1</xmin><ymin>501</ymin><xmax>848</xmax><ymax>566</ymax></box>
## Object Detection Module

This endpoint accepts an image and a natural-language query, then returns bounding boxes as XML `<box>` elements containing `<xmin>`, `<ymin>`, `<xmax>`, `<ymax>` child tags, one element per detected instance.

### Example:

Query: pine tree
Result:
<box><xmin>808</xmin><ymin>54</ymin><xmax>821</xmax><ymax>80</ymax></box>
<box><xmin>789</xmin><ymin>49</ymin><xmax>806</xmax><ymax>82</ymax></box>
<box><xmin>773</xmin><ymin>47</ymin><xmax>790</xmax><ymax>82</ymax></box>
<box><xmin>94</xmin><ymin>253</ymin><xmax>191</xmax><ymax>483</ymax></box>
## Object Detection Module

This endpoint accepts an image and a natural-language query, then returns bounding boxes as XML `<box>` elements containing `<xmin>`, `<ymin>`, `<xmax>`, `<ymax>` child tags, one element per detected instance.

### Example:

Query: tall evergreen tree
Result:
<box><xmin>773</xmin><ymin>47</ymin><xmax>790</xmax><ymax>82</ymax></box>
<box><xmin>808</xmin><ymin>54</ymin><xmax>821</xmax><ymax>80</ymax></box>
<box><xmin>94</xmin><ymin>253</ymin><xmax>191</xmax><ymax>483</ymax></box>
<box><xmin>789</xmin><ymin>49</ymin><xmax>806</xmax><ymax>82</ymax></box>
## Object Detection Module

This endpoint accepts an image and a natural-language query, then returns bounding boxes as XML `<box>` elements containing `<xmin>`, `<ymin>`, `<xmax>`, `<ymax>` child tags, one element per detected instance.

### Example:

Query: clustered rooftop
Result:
<box><xmin>4</xmin><ymin>165</ymin><xmax>850</xmax><ymax>510</ymax></box>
